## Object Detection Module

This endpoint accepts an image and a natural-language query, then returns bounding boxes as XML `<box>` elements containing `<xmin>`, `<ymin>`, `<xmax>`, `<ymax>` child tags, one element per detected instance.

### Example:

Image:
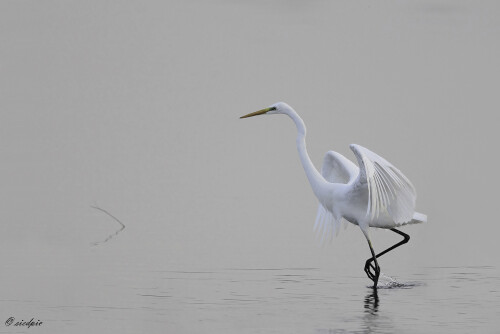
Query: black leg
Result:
<box><xmin>364</xmin><ymin>239</ymin><xmax>380</xmax><ymax>287</ymax></box>
<box><xmin>364</xmin><ymin>228</ymin><xmax>410</xmax><ymax>284</ymax></box>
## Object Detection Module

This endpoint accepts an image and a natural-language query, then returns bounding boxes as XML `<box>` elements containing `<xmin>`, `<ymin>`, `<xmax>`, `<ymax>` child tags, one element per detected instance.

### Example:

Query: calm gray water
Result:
<box><xmin>2</xmin><ymin>261</ymin><xmax>499</xmax><ymax>333</ymax></box>
<box><xmin>1</xmin><ymin>0</ymin><xmax>500</xmax><ymax>333</ymax></box>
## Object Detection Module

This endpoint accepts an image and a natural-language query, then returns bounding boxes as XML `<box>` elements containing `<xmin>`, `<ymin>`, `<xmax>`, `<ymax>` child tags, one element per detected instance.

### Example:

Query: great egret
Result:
<box><xmin>240</xmin><ymin>102</ymin><xmax>426</xmax><ymax>287</ymax></box>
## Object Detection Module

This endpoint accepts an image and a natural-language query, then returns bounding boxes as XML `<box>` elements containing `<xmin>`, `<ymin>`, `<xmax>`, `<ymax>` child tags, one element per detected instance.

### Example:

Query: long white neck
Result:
<box><xmin>284</xmin><ymin>108</ymin><xmax>329</xmax><ymax>200</ymax></box>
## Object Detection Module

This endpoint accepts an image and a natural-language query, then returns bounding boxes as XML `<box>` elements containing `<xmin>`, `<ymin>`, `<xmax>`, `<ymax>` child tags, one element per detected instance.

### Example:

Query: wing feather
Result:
<box><xmin>350</xmin><ymin>144</ymin><xmax>416</xmax><ymax>224</ymax></box>
<box><xmin>321</xmin><ymin>151</ymin><xmax>358</xmax><ymax>184</ymax></box>
<box><xmin>313</xmin><ymin>151</ymin><xmax>358</xmax><ymax>243</ymax></box>
<box><xmin>314</xmin><ymin>203</ymin><xmax>346</xmax><ymax>244</ymax></box>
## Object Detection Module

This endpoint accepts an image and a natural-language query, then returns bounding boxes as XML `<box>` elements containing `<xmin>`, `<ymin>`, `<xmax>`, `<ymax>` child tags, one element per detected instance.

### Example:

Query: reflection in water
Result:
<box><xmin>364</xmin><ymin>288</ymin><xmax>379</xmax><ymax>315</ymax></box>
<box><xmin>361</xmin><ymin>287</ymin><xmax>397</xmax><ymax>334</ymax></box>
<box><xmin>362</xmin><ymin>288</ymin><xmax>381</xmax><ymax>333</ymax></box>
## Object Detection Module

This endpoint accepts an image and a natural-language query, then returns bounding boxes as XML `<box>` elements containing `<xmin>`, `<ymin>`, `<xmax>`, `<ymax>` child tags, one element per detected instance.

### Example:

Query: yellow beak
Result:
<box><xmin>240</xmin><ymin>107</ymin><xmax>273</xmax><ymax>119</ymax></box>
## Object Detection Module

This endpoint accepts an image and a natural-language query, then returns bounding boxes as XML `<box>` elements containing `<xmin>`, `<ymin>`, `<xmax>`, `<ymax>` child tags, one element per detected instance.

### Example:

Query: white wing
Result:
<box><xmin>313</xmin><ymin>151</ymin><xmax>357</xmax><ymax>243</ymax></box>
<box><xmin>321</xmin><ymin>151</ymin><xmax>359</xmax><ymax>184</ymax></box>
<box><xmin>350</xmin><ymin>144</ymin><xmax>416</xmax><ymax>224</ymax></box>
<box><xmin>313</xmin><ymin>204</ymin><xmax>348</xmax><ymax>244</ymax></box>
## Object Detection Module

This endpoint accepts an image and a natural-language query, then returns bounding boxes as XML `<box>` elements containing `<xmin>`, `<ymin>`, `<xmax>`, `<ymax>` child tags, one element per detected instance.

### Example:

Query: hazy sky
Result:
<box><xmin>0</xmin><ymin>0</ymin><xmax>499</xmax><ymax>275</ymax></box>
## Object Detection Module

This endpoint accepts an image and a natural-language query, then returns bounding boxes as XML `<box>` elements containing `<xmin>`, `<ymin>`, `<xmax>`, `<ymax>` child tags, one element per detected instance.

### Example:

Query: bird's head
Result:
<box><xmin>240</xmin><ymin>102</ymin><xmax>293</xmax><ymax>119</ymax></box>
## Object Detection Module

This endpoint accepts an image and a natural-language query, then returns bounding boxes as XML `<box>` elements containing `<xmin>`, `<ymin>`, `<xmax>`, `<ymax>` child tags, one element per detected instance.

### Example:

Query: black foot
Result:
<box><xmin>364</xmin><ymin>259</ymin><xmax>380</xmax><ymax>286</ymax></box>
<box><xmin>363</xmin><ymin>228</ymin><xmax>410</xmax><ymax>287</ymax></box>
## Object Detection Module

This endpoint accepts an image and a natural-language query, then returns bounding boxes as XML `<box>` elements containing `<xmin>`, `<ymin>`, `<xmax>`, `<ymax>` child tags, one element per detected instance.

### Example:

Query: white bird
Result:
<box><xmin>240</xmin><ymin>102</ymin><xmax>427</xmax><ymax>287</ymax></box>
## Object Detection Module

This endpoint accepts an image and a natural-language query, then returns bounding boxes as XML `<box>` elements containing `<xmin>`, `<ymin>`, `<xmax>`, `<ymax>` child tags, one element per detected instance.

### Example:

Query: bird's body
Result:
<box><xmin>315</xmin><ymin>148</ymin><xmax>427</xmax><ymax>235</ymax></box>
<box><xmin>241</xmin><ymin>102</ymin><xmax>427</xmax><ymax>287</ymax></box>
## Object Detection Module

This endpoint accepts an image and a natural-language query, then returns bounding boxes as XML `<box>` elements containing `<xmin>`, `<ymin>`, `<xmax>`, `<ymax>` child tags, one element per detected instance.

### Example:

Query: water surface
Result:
<box><xmin>2</xmin><ymin>262</ymin><xmax>499</xmax><ymax>333</ymax></box>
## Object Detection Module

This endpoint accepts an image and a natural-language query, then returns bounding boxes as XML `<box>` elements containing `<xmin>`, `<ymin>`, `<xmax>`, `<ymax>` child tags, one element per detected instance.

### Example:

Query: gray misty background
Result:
<box><xmin>0</xmin><ymin>1</ymin><xmax>499</xmax><ymax>333</ymax></box>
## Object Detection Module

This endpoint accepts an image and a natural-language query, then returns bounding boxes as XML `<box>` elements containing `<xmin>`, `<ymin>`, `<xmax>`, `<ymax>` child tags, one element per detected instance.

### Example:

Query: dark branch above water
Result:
<box><xmin>91</xmin><ymin>205</ymin><xmax>126</xmax><ymax>246</ymax></box>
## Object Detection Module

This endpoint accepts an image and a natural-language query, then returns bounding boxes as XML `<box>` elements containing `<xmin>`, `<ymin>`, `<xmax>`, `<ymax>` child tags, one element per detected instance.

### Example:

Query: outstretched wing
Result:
<box><xmin>321</xmin><ymin>151</ymin><xmax>359</xmax><ymax>184</ymax></box>
<box><xmin>313</xmin><ymin>151</ymin><xmax>358</xmax><ymax>243</ymax></box>
<box><xmin>350</xmin><ymin>144</ymin><xmax>416</xmax><ymax>224</ymax></box>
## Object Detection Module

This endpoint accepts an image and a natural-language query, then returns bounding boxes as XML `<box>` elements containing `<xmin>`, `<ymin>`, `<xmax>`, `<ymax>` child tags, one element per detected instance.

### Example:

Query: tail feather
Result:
<box><xmin>404</xmin><ymin>212</ymin><xmax>427</xmax><ymax>225</ymax></box>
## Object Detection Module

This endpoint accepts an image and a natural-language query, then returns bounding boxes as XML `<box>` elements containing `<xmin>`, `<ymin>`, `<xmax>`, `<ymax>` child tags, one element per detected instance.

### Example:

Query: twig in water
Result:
<box><xmin>91</xmin><ymin>205</ymin><xmax>126</xmax><ymax>246</ymax></box>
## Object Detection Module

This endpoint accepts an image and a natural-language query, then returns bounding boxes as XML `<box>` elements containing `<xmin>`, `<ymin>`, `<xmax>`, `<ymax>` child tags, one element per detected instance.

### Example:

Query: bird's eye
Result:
<box><xmin>269</xmin><ymin>106</ymin><xmax>277</xmax><ymax>111</ymax></box>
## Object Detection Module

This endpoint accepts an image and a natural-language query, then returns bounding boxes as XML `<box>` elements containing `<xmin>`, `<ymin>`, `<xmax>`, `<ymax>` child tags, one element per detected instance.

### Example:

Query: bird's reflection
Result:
<box><xmin>362</xmin><ymin>288</ymin><xmax>396</xmax><ymax>334</ymax></box>
<box><xmin>364</xmin><ymin>287</ymin><xmax>379</xmax><ymax>315</ymax></box>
